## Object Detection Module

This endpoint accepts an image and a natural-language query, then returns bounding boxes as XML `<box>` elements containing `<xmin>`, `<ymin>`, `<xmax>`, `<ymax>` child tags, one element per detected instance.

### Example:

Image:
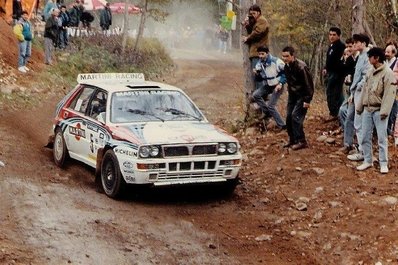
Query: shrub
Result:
<box><xmin>51</xmin><ymin>35</ymin><xmax>174</xmax><ymax>84</ymax></box>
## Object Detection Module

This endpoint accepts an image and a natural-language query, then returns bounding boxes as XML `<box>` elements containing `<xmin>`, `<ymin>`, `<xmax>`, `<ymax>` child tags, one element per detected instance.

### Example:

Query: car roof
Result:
<box><xmin>76</xmin><ymin>73</ymin><xmax>183</xmax><ymax>93</ymax></box>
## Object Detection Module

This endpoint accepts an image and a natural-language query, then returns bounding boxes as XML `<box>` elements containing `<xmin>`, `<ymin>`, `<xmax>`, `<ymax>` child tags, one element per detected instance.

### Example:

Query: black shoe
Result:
<box><xmin>291</xmin><ymin>141</ymin><xmax>308</xmax><ymax>150</ymax></box>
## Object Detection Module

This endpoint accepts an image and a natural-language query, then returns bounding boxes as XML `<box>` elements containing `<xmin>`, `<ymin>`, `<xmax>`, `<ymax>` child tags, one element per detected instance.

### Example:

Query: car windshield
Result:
<box><xmin>110</xmin><ymin>90</ymin><xmax>204</xmax><ymax>123</ymax></box>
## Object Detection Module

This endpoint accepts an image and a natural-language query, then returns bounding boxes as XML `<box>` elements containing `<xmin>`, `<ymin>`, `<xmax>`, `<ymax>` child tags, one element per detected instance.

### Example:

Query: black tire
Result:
<box><xmin>53</xmin><ymin>128</ymin><xmax>69</xmax><ymax>167</ymax></box>
<box><xmin>101</xmin><ymin>150</ymin><xmax>126</xmax><ymax>198</ymax></box>
<box><xmin>222</xmin><ymin>177</ymin><xmax>239</xmax><ymax>197</ymax></box>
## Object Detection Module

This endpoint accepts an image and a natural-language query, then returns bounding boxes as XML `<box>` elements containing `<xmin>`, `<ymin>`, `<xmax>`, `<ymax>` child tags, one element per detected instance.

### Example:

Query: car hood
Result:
<box><xmin>110</xmin><ymin>121</ymin><xmax>237</xmax><ymax>145</ymax></box>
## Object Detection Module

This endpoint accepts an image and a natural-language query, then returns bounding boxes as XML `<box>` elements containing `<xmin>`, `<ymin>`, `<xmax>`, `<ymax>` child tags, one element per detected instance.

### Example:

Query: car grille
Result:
<box><xmin>163</xmin><ymin>144</ymin><xmax>217</xmax><ymax>157</ymax></box>
<box><xmin>158</xmin><ymin>169</ymin><xmax>224</xmax><ymax>180</ymax></box>
<box><xmin>168</xmin><ymin>161</ymin><xmax>216</xmax><ymax>171</ymax></box>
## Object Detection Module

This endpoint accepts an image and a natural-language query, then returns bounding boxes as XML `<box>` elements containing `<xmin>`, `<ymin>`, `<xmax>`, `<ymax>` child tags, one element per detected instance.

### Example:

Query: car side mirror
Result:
<box><xmin>97</xmin><ymin>112</ymin><xmax>106</xmax><ymax>123</ymax></box>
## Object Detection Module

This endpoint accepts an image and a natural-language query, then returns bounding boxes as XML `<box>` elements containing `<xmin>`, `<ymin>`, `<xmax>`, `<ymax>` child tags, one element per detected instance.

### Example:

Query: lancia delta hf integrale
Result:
<box><xmin>48</xmin><ymin>73</ymin><xmax>242</xmax><ymax>198</ymax></box>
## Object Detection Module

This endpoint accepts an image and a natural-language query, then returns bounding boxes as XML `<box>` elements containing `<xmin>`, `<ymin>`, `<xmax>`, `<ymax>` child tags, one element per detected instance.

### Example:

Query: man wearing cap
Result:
<box><xmin>242</xmin><ymin>4</ymin><xmax>269</xmax><ymax>90</ymax></box>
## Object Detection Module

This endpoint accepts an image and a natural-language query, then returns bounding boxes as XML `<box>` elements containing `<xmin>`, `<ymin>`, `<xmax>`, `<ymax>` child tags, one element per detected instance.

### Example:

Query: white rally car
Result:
<box><xmin>48</xmin><ymin>73</ymin><xmax>242</xmax><ymax>198</ymax></box>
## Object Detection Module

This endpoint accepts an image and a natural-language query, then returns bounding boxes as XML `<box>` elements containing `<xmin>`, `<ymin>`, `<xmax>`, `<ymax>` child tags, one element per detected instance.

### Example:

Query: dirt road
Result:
<box><xmin>1</xmin><ymin>50</ymin><xmax>398</xmax><ymax>265</ymax></box>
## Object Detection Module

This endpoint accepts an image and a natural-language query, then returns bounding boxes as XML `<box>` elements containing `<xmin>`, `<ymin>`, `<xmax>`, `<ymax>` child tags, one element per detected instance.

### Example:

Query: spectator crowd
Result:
<box><xmin>242</xmin><ymin>4</ymin><xmax>398</xmax><ymax>174</ymax></box>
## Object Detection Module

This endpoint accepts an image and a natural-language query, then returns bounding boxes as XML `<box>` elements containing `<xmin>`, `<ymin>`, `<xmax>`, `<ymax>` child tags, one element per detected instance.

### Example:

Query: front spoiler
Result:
<box><xmin>152</xmin><ymin>177</ymin><xmax>229</xmax><ymax>186</ymax></box>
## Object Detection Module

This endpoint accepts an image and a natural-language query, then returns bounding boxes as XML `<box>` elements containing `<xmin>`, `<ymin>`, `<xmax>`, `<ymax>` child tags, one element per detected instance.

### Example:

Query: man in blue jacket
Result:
<box><xmin>252</xmin><ymin>46</ymin><xmax>286</xmax><ymax>130</ymax></box>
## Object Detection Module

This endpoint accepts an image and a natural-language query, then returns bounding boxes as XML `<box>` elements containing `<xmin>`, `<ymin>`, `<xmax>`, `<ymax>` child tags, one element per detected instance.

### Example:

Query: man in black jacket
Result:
<box><xmin>322</xmin><ymin>27</ymin><xmax>346</xmax><ymax>121</ymax></box>
<box><xmin>44</xmin><ymin>8</ymin><xmax>60</xmax><ymax>65</ymax></box>
<box><xmin>100</xmin><ymin>2</ymin><xmax>112</xmax><ymax>31</ymax></box>
<box><xmin>281</xmin><ymin>46</ymin><xmax>314</xmax><ymax>150</ymax></box>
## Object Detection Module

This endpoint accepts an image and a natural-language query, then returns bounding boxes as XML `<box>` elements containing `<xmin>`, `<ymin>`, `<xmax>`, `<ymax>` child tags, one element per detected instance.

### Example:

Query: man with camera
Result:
<box><xmin>252</xmin><ymin>46</ymin><xmax>286</xmax><ymax>131</ymax></box>
<box><xmin>242</xmin><ymin>4</ymin><xmax>269</xmax><ymax>90</ymax></box>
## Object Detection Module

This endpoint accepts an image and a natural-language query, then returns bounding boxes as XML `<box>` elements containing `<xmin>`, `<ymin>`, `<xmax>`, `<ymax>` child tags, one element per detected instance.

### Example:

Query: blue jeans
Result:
<box><xmin>343</xmin><ymin>93</ymin><xmax>363</xmax><ymax>150</ymax></box>
<box><xmin>18</xmin><ymin>40</ymin><xmax>31</xmax><ymax>67</ymax></box>
<box><xmin>361</xmin><ymin>109</ymin><xmax>389</xmax><ymax>167</ymax></box>
<box><xmin>286</xmin><ymin>95</ymin><xmax>308</xmax><ymax>144</ymax></box>
<box><xmin>343</xmin><ymin>102</ymin><xmax>355</xmax><ymax>147</ymax></box>
<box><xmin>253</xmin><ymin>85</ymin><xmax>285</xmax><ymax>128</ymax></box>
<box><xmin>338</xmin><ymin>99</ymin><xmax>348</xmax><ymax>130</ymax></box>
<box><xmin>59</xmin><ymin>29</ymin><xmax>68</xmax><ymax>49</ymax></box>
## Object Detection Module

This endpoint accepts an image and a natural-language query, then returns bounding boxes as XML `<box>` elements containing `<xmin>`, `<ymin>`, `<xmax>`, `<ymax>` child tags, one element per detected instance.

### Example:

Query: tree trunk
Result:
<box><xmin>313</xmin><ymin>1</ymin><xmax>334</xmax><ymax>87</ymax></box>
<box><xmin>363</xmin><ymin>19</ymin><xmax>377</xmax><ymax>46</ymax></box>
<box><xmin>240</xmin><ymin>0</ymin><xmax>255</xmax><ymax>122</ymax></box>
<box><xmin>384</xmin><ymin>0</ymin><xmax>398</xmax><ymax>33</ymax></box>
<box><xmin>352</xmin><ymin>0</ymin><xmax>366</xmax><ymax>34</ymax></box>
<box><xmin>121</xmin><ymin>0</ymin><xmax>130</xmax><ymax>54</ymax></box>
<box><xmin>133</xmin><ymin>0</ymin><xmax>148</xmax><ymax>53</ymax></box>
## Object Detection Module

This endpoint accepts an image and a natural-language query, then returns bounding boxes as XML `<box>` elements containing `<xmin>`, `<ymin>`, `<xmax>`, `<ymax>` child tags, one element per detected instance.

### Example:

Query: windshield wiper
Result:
<box><xmin>164</xmin><ymin>108</ymin><xmax>202</xmax><ymax>121</ymax></box>
<box><xmin>127</xmin><ymin>108</ymin><xmax>164</xmax><ymax>122</ymax></box>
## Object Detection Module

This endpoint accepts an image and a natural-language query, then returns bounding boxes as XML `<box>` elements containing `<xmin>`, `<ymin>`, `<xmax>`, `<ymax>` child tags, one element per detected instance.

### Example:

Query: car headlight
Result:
<box><xmin>227</xmin><ymin>143</ymin><xmax>237</xmax><ymax>154</ymax></box>
<box><xmin>150</xmin><ymin>146</ymin><xmax>159</xmax><ymax>156</ymax></box>
<box><xmin>139</xmin><ymin>145</ymin><xmax>161</xmax><ymax>158</ymax></box>
<box><xmin>218</xmin><ymin>143</ymin><xmax>226</xmax><ymax>153</ymax></box>
<box><xmin>139</xmin><ymin>146</ymin><xmax>151</xmax><ymax>158</ymax></box>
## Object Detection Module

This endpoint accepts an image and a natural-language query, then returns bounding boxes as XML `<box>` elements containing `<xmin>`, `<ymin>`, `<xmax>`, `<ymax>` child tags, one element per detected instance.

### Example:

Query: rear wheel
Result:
<box><xmin>53</xmin><ymin>128</ymin><xmax>68</xmax><ymax>167</ymax></box>
<box><xmin>101</xmin><ymin>150</ymin><xmax>125</xmax><ymax>198</ymax></box>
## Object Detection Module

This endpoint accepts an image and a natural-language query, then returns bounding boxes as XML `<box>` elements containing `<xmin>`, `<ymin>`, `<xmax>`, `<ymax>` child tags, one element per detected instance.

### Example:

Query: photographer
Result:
<box><xmin>252</xmin><ymin>46</ymin><xmax>286</xmax><ymax>131</ymax></box>
<box><xmin>242</xmin><ymin>4</ymin><xmax>269</xmax><ymax>90</ymax></box>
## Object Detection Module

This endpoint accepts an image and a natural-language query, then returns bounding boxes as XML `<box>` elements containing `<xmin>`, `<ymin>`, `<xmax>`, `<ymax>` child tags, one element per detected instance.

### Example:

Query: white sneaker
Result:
<box><xmin>18</xmin><ymin>66</ymin><xmax>27</xmax><ymax>73</ymax></box>
<box><xmin>356</xmin><ymin>162</ymin><xmax>373</xmax><ymax>171</ymax></box>
<box><xmin>380</xmin><ymin>165</ymin><xmax>389</xmax><ymax>174</ymax></box>
<box><xmin>347</xmin><ymin>152</ymin><xmax>364</xmax><ymax>161</ymax></box>
<box><xmin>24</xmin><ymin>66</ymin><xmax>29</xmax><ymax>71</ymax></box>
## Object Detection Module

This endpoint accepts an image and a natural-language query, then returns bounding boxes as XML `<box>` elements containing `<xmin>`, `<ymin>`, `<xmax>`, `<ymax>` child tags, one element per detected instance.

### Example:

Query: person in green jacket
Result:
<box><xmin>13</xmin><ymin>11</ymin><xmax>33</xmax><ymax>73</ymax></box>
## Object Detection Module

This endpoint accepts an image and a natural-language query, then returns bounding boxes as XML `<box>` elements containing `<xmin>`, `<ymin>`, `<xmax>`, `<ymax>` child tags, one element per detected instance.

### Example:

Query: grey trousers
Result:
<box><xmin>44</xmin><ymin>37</ymin><xmax>53</xmax><ymax>64</ymax></box>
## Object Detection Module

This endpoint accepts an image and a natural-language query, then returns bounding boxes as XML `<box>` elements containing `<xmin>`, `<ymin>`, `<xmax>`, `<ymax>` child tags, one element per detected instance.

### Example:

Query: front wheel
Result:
<box><xmin>101</xmin><ymin>150</ymin><xmax>126</xmax><ymax>198</ymax></box>
<box><xmin>221</xmin><ymin>177</ymin><xmax>240</xmax><ymax>197</ymax></box>
<box><xmin>53</xmin><ymin>128</ymin><xmax>69</xmax><ymax>167</ymax></box>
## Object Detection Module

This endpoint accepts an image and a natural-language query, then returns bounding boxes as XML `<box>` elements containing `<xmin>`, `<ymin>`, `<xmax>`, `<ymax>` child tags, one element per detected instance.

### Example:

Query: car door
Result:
<box><xmin>64</xmin><ymin>86</ymin><xmax>96</xmax><ymax>165</ymax></box>
<box><xmin>83</xmin><ymin>89</ymin><xmax>109</xmax><ymax>165</ymax></box>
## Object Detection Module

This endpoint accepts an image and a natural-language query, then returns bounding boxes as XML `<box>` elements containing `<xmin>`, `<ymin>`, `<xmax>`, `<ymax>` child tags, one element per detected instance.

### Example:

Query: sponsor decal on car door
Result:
<box><xmin>65</xmin><ymin>118</ymin><xmax>91</xmax><ymax>163</ymax></box>
<box><xmin>84</xmin><ymin>121</ymin><xmax>108</xmax><ymax>162</ymax></box>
